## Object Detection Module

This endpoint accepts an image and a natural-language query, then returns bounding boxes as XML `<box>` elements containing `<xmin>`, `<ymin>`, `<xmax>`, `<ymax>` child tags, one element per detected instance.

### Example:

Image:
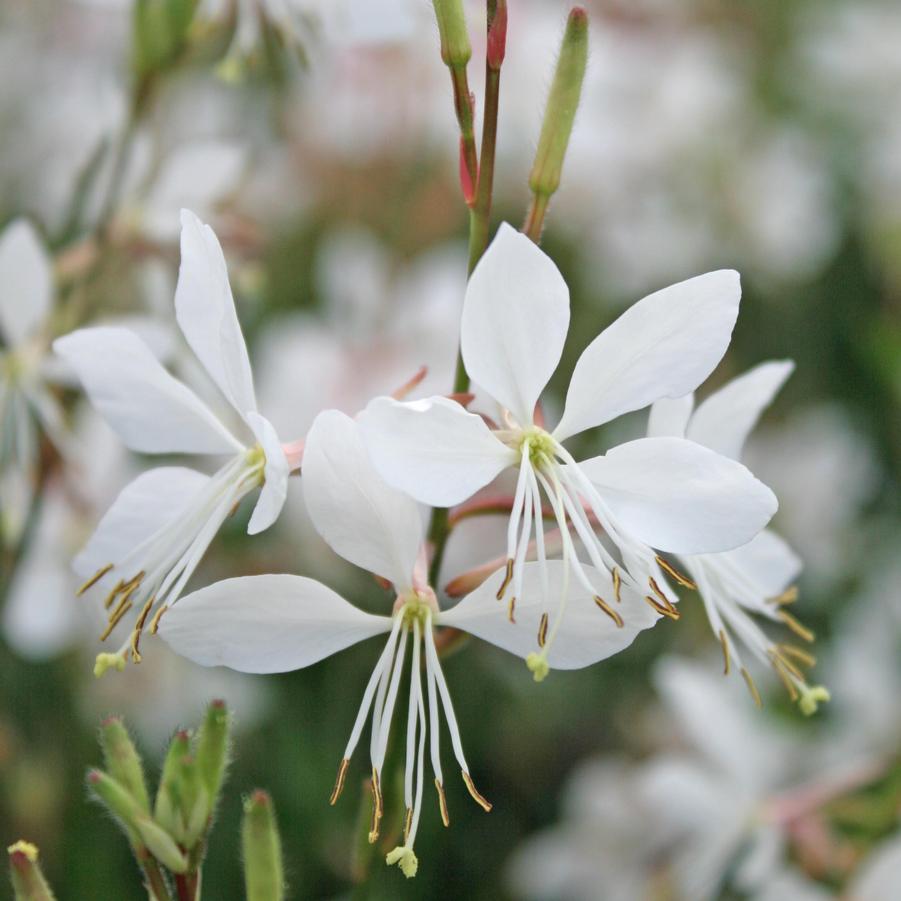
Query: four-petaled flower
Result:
<box><xmin>54</xmin><ymin>209</ymin><xmax>302</xmax><ymax>676</ymax></box>
<box><xmin>360</xmin><ymin>224</ymin><xmax>778</xmax><ymax>680</ymax></box>
<box><xmin>157</xmin><ymin>409</ymin><xmax>657</xmax><ymax>876</ymax></box>
<box><xmin>647</xmin><ymin>361</ymin><xmax>830</xmax><ymax>714</ymax></box>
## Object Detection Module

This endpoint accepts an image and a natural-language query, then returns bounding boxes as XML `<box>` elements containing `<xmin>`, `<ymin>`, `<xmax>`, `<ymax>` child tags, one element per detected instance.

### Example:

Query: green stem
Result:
<box><xmin>523</xmin><ymin>192</ymin><xmax>550</xmax><ymax>244</ymax></box>
<box><xmin>435</xmin><ymin>3</ymin><xmax>505</xmax><ymax>588</ymax></box>
<box><xmin>141</xmin><ymin>858</ymin><xmax>171</xmax><ymax>901</ymax></box>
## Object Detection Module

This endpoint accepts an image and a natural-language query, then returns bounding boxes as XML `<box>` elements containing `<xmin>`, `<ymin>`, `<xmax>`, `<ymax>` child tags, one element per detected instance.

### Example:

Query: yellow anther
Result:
<box><xmin>461</xmin><ymin>770</ymin><xmax>492</xmax><ymax>812</ymax></box>
<box><xmin>537</xmin><ymin>612</ymin><xmax>549</xmax><ymax>648</ymax></box>
<box><xmin>386</xmin><ymin>846</ymin><xmax>419</xmax><ymax>878</ymax></box>
<box><xmin>778</xmin><ymin>610</ymin><xmax>815</xmax><ymax>643</ymax></box>
<box><xmin>719</xmin><ymin>629</ymin><xmax>731</xmax><ymax>676</ymax></box>
<box><xmin>76</xmin><ymin>563</ymin><xmax>113</xmax><ymax>596</ymax></box>
<box><xmin>526</xmin><ymin>652</ymin><xmax>549</xmax><ymax>682</ymax></box>
<box><xmin>329</xmin><ymin>758</ymin><xmax>350</xmax><ymax>806</ymax></box>
<box><xmin>403</xmin><ymin>808</ymin><xmax>414</xmax><ymax>843</ymax></box>
<box><xmin>778</xmin><ymin>644</ymin><xmax>816</xmax><ymax>669</ymax></box>
<box><xmin>99</xmin><ymin>599</ymin><xmax>133</xmax><ymax>642</ymax></box>
<box><xmin>655</xmin><ymin>556</ymin><xmax>696</xmax><ymax>590</ymax></box>
<box><xmin>103</xmin><ymin>579</ymin><xmax>126</xmax><ymax>610</ymax></box>
<box><xmin>435</xmin><ymin>779</ymin><xmax>450</xmax><ymax>827</ymax></box>
<box><xmin>772</xmin><ymin>586</ymin><xmax>799</xmax><ymax>605</ymax></box>
<box><xmin>740</xmin><ymin>667</ymin><xmax>762</xmax><ymax>708</ymax></box>
<box><xmin>644</xmin><ymin>595</ymin><xmax>680</xmax><ymax>621</ymax></box>
<box><xmin>593</xmin><ymin>595</ymin><xmax>624</xmax><ymax>628</ymax></box>
<box><xmin>368</xmin><ymin>768</ymin><xmax>383</xmax><ymax>844</ymax></box>
<box><xmin>507</xmin><ymin>596</ymin><xmax>517</xmax><ymax>624</ymax></box>
<box><xmin>149</xmin><ymin>604</ymin><xmax>168</xmax><ymax>635</ymax></box>
<box><xmin>496</xmin><ymin>559</ymin><xmax>514</xmax><ymax>600</ymax></box>
<box><xmin>612</xmin><ymin>567</ymin><xmax>622</xmax><ymax>603</ymax></box>
<box><xmin>129</xmin><ymin>597</ymin><xmax>155</xmax><ymax>664</ymax></box>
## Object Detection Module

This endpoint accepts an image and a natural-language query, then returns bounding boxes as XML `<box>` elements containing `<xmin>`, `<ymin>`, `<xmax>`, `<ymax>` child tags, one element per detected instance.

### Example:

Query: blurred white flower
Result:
<box><xmin>53</xmin><ymin>210</ymin><xmax>299</xmax><ymax>676</ymax></box>
<box><xmin>648</xmin><ymin>362</ymin><xmax>829</xmax><ymax>714</ymax></box>
<box><xmin>0</xmin><ymin>220</ymin><xmax>72</xmax><ymax>547</ymax></box>
<box><xmin>744</xmin><ymin>405</ymin><xmax>877</xmax><ymax>593</ymax></box>
<box><xmin>845</xmin><ymin>828</ymin><xmax>901</xmax><ymax>901</ymax></box>
<box><xmin>361</xmin><ymin>224</ymin><xmax>775</xmax><ymax>680</ymax></box>
<box><xmin>161</xmin><ymin>409</ymin><xmax>656</xmax><ymax>876</ymax></box>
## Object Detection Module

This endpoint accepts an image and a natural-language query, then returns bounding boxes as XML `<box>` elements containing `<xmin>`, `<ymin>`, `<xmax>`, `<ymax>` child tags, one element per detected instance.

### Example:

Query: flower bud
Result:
<box><xmin>432</xmin><ymin>0</ymin><xmax>471</xmax><ymax>68</ymax></box>
<box><xmin>132</xmin><ymin>0</ymin><xmax>199</xmax><ymax>80</ymax></box>
<box><xmin>196</xmin><ymin>699</ymin><xmax>231</xmax><ymax>815</ymax></box>
<box><xmin>242</xmin><ymin>790</ymin><xmax>284</xmax><ymax>901</ymax></box>
<box><xmin>154</xmin><ymin>730</ymin><xmax>191</xmax><ymax>837</ymax></box>
<box><xmin>528</xmin><ymin>7</ymin><xmax>589</xmax><ymax>199</ymax></box>
<box><xmin>8</xmin><ymin>842</ymin><xmax>56</xmax><ymax>901</ymax></box>
<box><xmin>87</xmin><ymin>769</ymin><xmax>144</xmax><ymax>836</ymax></box>
<box><xmin>487</xmin><ymin>0</ymin><xmax>508</xmax><ymax>70</ymax></box>
<box><xmin>99</xmin><ymin>716</ymin><xmax>150</xmax><ymax>814</ymax></box>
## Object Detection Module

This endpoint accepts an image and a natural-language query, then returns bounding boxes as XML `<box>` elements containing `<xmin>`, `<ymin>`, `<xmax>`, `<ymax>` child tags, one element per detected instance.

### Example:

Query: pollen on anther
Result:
<box><xmin>330</xmin><ymin>758</ymin><xmax>350</xmax><ymax>806</ymax></box>
<box><xmin>778</xmin><ymin>610</ymin><xmax>815</xmax><ymax>643</ymax></box>
<box><xmin>644</xmin><ymin>595</ymin><xmax>680</xmax><ymax>621</ymax></box>
<box><xmin>435</xmin><ymin>779</ymin><xmax>450</xmax><ymax>827</ymax></box>
<box><xmin>655</xmin><ymin>556</ymin><xmax>696</xmax><ymax>590</ymax></box>
<box><xmin>740</xmin><ymin>667</ymin><xmax>763</xmax><ymax>708</ymax></box>
<box><xmin>593</xmin><ymin>595</ymin><xmax>624</xmax><ymax>628</ymax></box>
<box><xmin>496</xmin><ymin>558</ymin><xmax>514</xmax><ymax>601</ymax></box>
<box><xmin>718</xmin><ymin>629</ymin><xmax>731</xmax><ymax>675</ymax></box>
<box><xmin>368</xmin><ymin>768</ymin><xmax>383</xmax><ymax>844</ymax></box>
<box><xmin>537</xmin><ymin>612</ymin><xmax>548</xmax><ymax>648</ymax></box>
<box><xmin>461</xmin><ymin>770</ymin><xmax>492</xmax><ymax>812</ymax></box>
<box><xmin>76</xmin><ymin>563</ymin><xmax>113</xmax><ymax>596</ymax></box>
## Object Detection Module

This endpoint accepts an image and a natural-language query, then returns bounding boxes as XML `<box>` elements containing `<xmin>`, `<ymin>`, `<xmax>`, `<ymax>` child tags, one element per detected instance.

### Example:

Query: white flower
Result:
<box><xmin>53</xmin><ymin>209</ymin><xmax>299</xmax><ymax>676</ymax></box>
<box><xmin>0</xmin><ymin>219</ymin><xmax>70</xmax><ymax>547</ymax></box>
<box><xmin>360</xmin><ymin>224</ymin><xmax>777</xmax><ymax>680</ymax></box>
<box><xmin>647</xmin><ymin>361</ymin><xmax>830</xmax><ymax>714</ymax></box>
<box><xmin>158</xmin><ymin>409</ymin><xmax>657</xmax><ymax>876</ymax></box>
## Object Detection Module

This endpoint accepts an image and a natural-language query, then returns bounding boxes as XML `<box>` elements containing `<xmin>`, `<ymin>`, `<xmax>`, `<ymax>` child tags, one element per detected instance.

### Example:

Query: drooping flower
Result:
<box><xmin>360</xmin><ymin>223</ymin><xmax>777</xmax><ymax>680</ymax></box>
<box><xmin>646</xmin><ymin>361</ymin><xmax>829</xmax><ymax>714</ymax></box>
<box><xmin>158</xmin><ymin>409</ymin><xmax>657</xmax><ymax>876</ymax></box>
<box><xmin>54</xmin><ymin>209</ymin><xmax>302</xmax><ymax>676</ymax></box>
<box><xmin>0</xmin><ymin>219</ymin><xmax>70</xmax><ymax>547</ymax></box>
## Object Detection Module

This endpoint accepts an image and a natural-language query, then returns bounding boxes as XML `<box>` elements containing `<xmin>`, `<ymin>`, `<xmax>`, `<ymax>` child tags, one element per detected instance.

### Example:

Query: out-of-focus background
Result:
<box><xmin>0</xmin><ymin>1</ymin><xmax>899</xmax><ymax>898</ymax></box>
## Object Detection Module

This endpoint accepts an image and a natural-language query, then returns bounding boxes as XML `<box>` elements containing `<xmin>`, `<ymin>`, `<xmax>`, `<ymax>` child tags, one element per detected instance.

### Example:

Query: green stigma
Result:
<box><xmin>526</xmin><ymin>652</ymin><xmax>549</xmax><ymax>683</ymax></box>
<box><xmin>386</xmin><ymin>846</ymin><xmax>418</xmax><ymax>878</ymax></box>
<box><xmin>798</xmin><ymin>684</ymin><xmax>831</xmax><ymax>717</ymax></box>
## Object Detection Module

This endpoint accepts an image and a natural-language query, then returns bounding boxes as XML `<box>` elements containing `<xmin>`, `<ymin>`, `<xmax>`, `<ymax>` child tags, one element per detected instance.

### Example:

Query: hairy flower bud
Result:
<box><xmin>242</xmin><ymin>790</ymin><xmax>284</xmax><ymax>901</ymax></box>
<box><xmin>8</xmin><ymin>842</ymin><xmax>56</xmax><ymax>901</ymax></box>
<box><xmin>432</xmin><ymin>0</ymin><xmax>471</xmax><ymax>68</ymax></box>
<box><xmin>528</xmin><ymin>7</ymin><xmax>589</xmax><ymax>199</ymax></box>
<box><xmin>99</xmin><ymin>716</ymin><xmax>150</xmax><ymax>815</ymax></box>
<box><xmin>196</xmin><ymin>699</ymin><xmax>231</xmax><ymax>817</ymax></box>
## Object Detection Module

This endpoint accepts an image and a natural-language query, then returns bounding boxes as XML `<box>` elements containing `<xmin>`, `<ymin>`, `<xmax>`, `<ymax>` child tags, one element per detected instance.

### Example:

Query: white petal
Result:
<box><xmin>358</xmin><ymin>395</ymin><xmax>515</xmax><ymax>508</ymax></box>
<box><xmin>714</xmin><ymin>529</ymin><xmax>802</xmax><ymax>599</ymax></box>
<box><xmin>554</xmin><ymin>270</ymin><xmax>741</xmax><ymax>441</ymax></box>
<box><xmin>245</xmin><ymin>412</ymin><xmax>288</xmax><ymax>536</ymax></box>
<box><xmin>580</xmin><ymin>437</ymin><xmax>777</xmax><ymax>554</ymax></box>
<box><xmin>647</xmin><ymin>395</ymin><xmax>694</xmax><ymax>438</ymax></box>
<box><xmin>175</xmin><ymin>209</ymin><xmax>257</xmax><ymax>420</ymax></box>
<box><xmin>303</xmin><ymin>409</ymin><xmax>425</xmax><ymax>589</ymax></box>
<box><xmin>461</xmin><ymin>223</ymin><xmax>570</xmax><ymax>425</ymax></box>
<box><xmin>687</xmin><ymin>360</ymin><xmax>795</xmax><ymax>460</ymax></box>
<box><xmin>847</xmin><ymin>832</ymin><xmax>901</xmax><ymax>901</ymax></box>
<box><xmin>442</xmin><ymin>560</ymin><xmax>659</xmax><ymax>668</ymax></box>
<box><xmin>53</xmin><ymin>327</ymin><xmax>242</xmax><ymax>455</ymax></box>
<box><xmin>74</xmin><ymin>467</ymin><xmax>210</xmax><ymax>579</ymax></box>
<box><xmin>159</xmin><ymin>574</ymin><xmax>391</xmax><ymax>673</ymax></box>
<box><xmin>0</xmin><ymin>219</ymin><xmax>52</xmax><ymax>346</ymax></box>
